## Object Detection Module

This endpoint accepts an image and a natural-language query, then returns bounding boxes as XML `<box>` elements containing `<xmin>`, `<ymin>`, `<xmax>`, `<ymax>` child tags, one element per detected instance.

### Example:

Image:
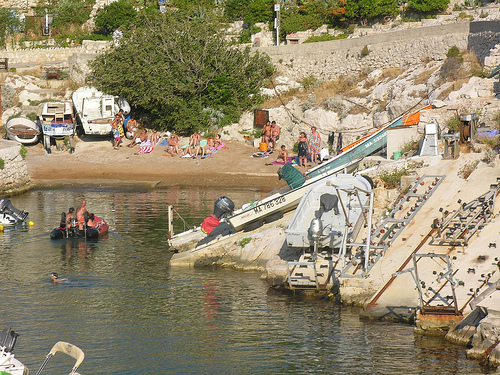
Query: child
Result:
<box><xmin>277</xmin><ymin>145</ymin><xmax>288</xmax><ymax>163</ymax></box>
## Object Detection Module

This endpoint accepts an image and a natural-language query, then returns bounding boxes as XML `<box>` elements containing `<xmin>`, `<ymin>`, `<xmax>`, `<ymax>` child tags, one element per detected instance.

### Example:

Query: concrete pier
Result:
<box><xmin>0</xmin><ymin>140</ymin><xmax>31</xmax><ymax>196</ymax></box>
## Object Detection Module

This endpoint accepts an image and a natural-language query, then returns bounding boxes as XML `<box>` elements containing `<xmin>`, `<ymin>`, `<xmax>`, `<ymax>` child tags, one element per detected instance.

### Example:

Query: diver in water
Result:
<box><xmin>51</xmin><ymin>272</ymin><xmax>68</xmax><ymax>283</ymax></box>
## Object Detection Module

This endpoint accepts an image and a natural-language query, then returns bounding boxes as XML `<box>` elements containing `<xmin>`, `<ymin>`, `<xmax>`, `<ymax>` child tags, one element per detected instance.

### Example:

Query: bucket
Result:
<box><xmin>259</xmin><ymin>142</ymin><xmax>268</xmax><ymax>152</ymax></box>
<box><xmin>393</xmin><ymin>151</ymin><xmax>402</xmax><ymax>161</ymax></box>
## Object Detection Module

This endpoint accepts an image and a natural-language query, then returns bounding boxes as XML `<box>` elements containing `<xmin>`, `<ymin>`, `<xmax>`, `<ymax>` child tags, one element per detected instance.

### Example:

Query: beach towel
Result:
<box><xmin>252</xmin><ymin>151</ymin><xmax>273</xmax><ymax>158</ymax></box>
<box><xmin>268</xmin><ymin>157</ymin><xmax>294</xmax><ymax>165</ymax></box>
<box><xmin>138</xmin><ymin>146</ymin><xmax>153</xmax><ymax>154</ymax></box>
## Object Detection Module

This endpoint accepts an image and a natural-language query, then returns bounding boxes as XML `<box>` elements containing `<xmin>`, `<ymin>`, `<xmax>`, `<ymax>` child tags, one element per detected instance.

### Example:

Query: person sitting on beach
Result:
<box><xmin>184</xmin><ymin>131</ymin><xmax>201</xmax><ymax>156</ymax></box>
<box><xmin>129</xmin><ymin>129</ymin><xmax>148</xmax><ymax>147</ymax></box>
<box><xmin>76</xmin><ymin>200</ymin><xmax>87</xmax><ymax>232</ymax></box>
<box><xmin>167</xmin><ymin>133</ymin><xmax>180</xmax><ymax>155</ymax></box>
<box><xmin>269</xmin><ymin>121</ymin><xmax>280</xmax><ymax>151</ymax></box>
<box><xmin>261</xmin><ymin>121</ymin><xmax>271</xmax><ymax>147</ymax></box>
<box><xmin>126</xmin><ymin>116</ymin><xmax>138</xmax><ymax>139</ymax></box>
<box><xmin>150</xmin><ymin>130</ymin><xmax>160</xmax><ymax>146</ymax></box>
<box><xmin>214</xmin><ymin>134</ymin><xmax>222</xmax><ymax>149</ymax></box>
<box><xmin>277</xmin><ymin>145</ymin><xmax>288</xmax><ymax>163</ymax></box>
<box><xmin>206</xmin><ymin>136</ymin><xmax>215</xmax><ymax>155</ymax></box>
<box><xmin>51</xmin><ymin>272</ymin><xmax>68</xmax><ymax>283</ymax></box>
<box><xmin>87</xmin><ymin>213</ymin><xmax>96</xmax><ymax>228</ymax></box>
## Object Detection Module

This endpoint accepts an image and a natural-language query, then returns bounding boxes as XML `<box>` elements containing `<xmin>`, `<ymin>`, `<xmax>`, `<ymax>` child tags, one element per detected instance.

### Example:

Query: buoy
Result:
<box><xmin>0</xmin><ymin>224</ymin><xmax>3</xmax><ymax>232</ymax></box>
<box><xmin>29</xmin><ymin>221</ymin><xmax>34</xmax><ymax>226</ymax></box>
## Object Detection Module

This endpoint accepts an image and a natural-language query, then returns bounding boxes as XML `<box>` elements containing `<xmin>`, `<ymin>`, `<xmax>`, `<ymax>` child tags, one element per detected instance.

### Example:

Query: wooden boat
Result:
<box><xmin>50</xmin><ymin>214</ymin><xmax>109</xmax><ymax>240</ymax></box>
<box><xmin>37</xmin><ymin>101</ymin><xmax>75</xmax><ymax>154</ymax></box>
<box><xmin>5</xmin><ymin>117</ymin><xmax>40</xmax><ymax>144</ymax></box>
<box><xmin>72</xmin><ymin>86</ymin><xmax>130</xmax><ymax>136</ymax></box>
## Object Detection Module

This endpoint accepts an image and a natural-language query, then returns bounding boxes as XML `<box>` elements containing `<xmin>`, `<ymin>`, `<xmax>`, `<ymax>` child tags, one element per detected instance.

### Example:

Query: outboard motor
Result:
<box><xmin>213</xmin><ymin>196</ymin><xmax>235</xmax><ymax>220</ymax></box>
<box><xmin>309</xmin><ymin>217</ymin><xmax>323</xmax><ymax>242</ymax></box>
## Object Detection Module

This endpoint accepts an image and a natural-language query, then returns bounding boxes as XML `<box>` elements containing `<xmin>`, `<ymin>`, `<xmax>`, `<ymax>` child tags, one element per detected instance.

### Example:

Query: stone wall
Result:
<box><xmin>256</xmin><ymin>21</ymin><xmax>500</xmax><ymax>82</ymax></box>
<box><xmin>0</xmin><ymin>140</ymin><xmax>31</xmax><ymax>195</ymax></box>
<box><xmin>1</xmin><ymin>40</ymin><xmax>111</xmax><ymax>66</ymax></box>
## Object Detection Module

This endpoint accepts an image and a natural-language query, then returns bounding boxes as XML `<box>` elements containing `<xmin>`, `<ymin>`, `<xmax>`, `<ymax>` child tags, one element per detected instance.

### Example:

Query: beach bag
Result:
<box><xmin>277</xmin><ymin>163</ymin><xmax>306</xmax><ymax>189</ymax></box>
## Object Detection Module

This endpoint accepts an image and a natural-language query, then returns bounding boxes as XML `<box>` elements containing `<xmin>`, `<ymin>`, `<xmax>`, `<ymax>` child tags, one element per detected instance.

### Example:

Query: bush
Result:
<box><xmin>378</xmin><ymin>168</ymin><xmax>408</xmax><ymax>189</ymax></box>
<box><xmin>94</xmin><ymin>0</ymin><xmax>138</xmax><ymax>35</ymax></box>
<box><xmin>447</xmin><ymin>114</ymin><xmax>460</xmax><ymax>132</ymax></box>
<box><xmin>458</xmin><ymin>160</ymin><xmax>479</xmax><ymax>179</ymax></box>
<box><xmin>0</xmin><ymin>158</ymin><xmax>4</xmax><ymax>170</ymax></box>
<box><xmin>237</xmin><ymin>237</ymin><xmax>252</xmax><ymax>247</ymax></box>
<box><xmin>446</xmin><ymin>46</ymin><xmax>462</xmax><ymax>59</ymax></box>
<box><xmin>360</xmin><ymin>45</ymin><xmax>370</xmax><ymax>57</ymax></box>
<box><xmin>301</xmin><ymin>74</ymin><xmax>319</xmax><ymax>90</ymax></box>
<box><xmin>19</xmin><ymin>145</ymin><xmax>27</xmax><ymax>160</ymax></box>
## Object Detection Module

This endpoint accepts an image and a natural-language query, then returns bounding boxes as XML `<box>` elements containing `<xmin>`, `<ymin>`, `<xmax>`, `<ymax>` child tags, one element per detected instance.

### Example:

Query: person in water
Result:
<box><xmin>87</xmin><ymin>213</ymin><xmax>96</xmax><ymax>228</ymax></box>
<box><xmin>66</xmin><ymin>207</ymin><xmax>75</xmax><ymax>230</ymax></box>
<box><xmin>51</xmin><ymin>272</ymin><xmax>68</xmax><ymax>283</ymax></box>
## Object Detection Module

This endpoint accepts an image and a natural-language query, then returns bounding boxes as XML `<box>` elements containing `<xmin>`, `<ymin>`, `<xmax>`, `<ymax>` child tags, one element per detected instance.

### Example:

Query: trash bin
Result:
<box><xmin>393</xmin><ymin>151</ymin><xmax>402</xmax><ymax>161</ymax></box>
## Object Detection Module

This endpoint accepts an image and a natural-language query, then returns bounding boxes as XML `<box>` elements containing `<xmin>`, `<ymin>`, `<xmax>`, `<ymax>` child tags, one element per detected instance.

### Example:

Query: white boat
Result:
<box><xmin>0</xmin><ymin>198</ymin><xmax>28</xmax><ymax>225</ymax></box>
<box><xmin>5</xmin><ymin>117</ymin><xmax>40</xmax><ymax>145</ymax></box>
<box><xmin>285</xmin><ymin>174</ymin><xmax>372</xmax><ymax>250</ymax></box>
<box><xmin>36</xmin><ymin>101</ymin><xmax>75</xmax><ymax>154</ymax></box>
<box><xmin>72</xmin><ymin>86</ymin><xmax>129</xmax><ymax>136</ymax></box>
<box><xmin>0</xmin><ymin>328</ymin><xmax>26</xmax><ymax>375</ymax></box>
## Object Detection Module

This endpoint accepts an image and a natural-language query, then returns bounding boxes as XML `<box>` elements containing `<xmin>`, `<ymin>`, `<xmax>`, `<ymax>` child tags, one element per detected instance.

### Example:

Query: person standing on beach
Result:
<box><xmin>309</xmin><ymin>126</ymin><xmax>321</xmax><ymax>164</ymax></box>
<box><xmin>111</xmin><ymin>116</ymin><xmax>122</xmax><ymax>149</ymax></box>
<box><xmin>297</xmin><ymin>132</ymin><xmax>308</xmax><ymax>167</ymax></box>
<box><xmin>269</xmin><ymin>121</ymin><xmax>280</xmax><ymax>151</ymax></box>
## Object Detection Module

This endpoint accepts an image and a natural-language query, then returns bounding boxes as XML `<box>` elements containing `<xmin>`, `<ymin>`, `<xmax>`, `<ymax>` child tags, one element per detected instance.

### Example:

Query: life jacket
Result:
<box><xmin>201</xmin><ymin>214</ymin><xmax>220</xmax><ymax>235</ymax></box>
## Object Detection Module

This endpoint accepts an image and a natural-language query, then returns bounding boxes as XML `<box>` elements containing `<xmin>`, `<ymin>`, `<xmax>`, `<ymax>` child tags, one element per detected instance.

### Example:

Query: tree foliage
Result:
<box><xmin>408</xmin><ymin>0</ymin><xmax>450</xmax><ymax>13</ymax></box>
<box><xmin>0</xmin><ymin>8</ymin><xmax>20</xmax><ymax>47</ymax></box>
<box><xmin>345</xmin><ymin>0</ymin><xmax>399</xmax><ymax>23</ymax></box>
<box><xmin>88</xmin><ymin>10</ymin><xmax>275</xmax><ymax>133</ymax></box>
<box><xmin>50</xmin><ymin>0</ymin><xmax>94</xmax><ymax>28</ymax></box>
<box><xmin>94</xmin><ymin>0</ymin><xmax>138</xmax><ymax>35</ymax></box>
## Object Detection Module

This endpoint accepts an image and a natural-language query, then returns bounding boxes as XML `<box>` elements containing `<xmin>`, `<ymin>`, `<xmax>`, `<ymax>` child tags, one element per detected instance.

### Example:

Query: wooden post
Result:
<box><xmin>167</xmin><ymin>205</ymin><xmax>174</xmax><ymax>239</ymax></box>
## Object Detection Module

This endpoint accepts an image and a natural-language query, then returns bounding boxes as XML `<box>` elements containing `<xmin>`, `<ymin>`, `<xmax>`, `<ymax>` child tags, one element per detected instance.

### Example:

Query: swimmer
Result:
<box><xmin>51</xmin><ymin>272</ymin><xmax>68</xmax><ymax>283</ymax></box>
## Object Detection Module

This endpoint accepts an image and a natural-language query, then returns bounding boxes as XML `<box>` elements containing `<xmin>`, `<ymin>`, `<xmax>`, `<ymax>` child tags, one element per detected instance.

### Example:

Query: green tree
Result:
<box><xmin>94</xmin><ymin>0</ymin><xmax>138</xmax><ymax>35</ymax></box>
<box><xmin>88</xmin><ymin>10</ymin><xmax>274</xmax><ymax>133</ymax></box>
<box><xmin>0</xmin><ymin>8</ymin><xmax>21</xmax><ymax>47</ymax></box>
<box><xmin>51</xmin><ymin>0</ymin><xmax>94</xmax><ymax>28</ymax></box>
<box><xmin>345</xmin><ymin>0</ymin><xmax>399</xmax><ymax>24</ymax></box>
<box><xmin>408</xmin><ymin>0</ymin><xmax>450</xmax><ymax>13</ymax></box>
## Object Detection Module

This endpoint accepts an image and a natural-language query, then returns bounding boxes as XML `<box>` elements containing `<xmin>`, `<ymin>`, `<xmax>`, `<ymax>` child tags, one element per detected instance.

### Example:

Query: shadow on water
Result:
<box><xmin>0</xmin><ymin>189</ymin><xmax>498</xmax><ymax>374</ymax></box>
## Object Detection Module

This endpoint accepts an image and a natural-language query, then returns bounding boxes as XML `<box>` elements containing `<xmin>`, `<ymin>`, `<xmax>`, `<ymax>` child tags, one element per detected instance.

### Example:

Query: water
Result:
<box><xmin>1</xmin><ymin>189</ymin><xmax>497</xmax><ymax>374</ymax></box>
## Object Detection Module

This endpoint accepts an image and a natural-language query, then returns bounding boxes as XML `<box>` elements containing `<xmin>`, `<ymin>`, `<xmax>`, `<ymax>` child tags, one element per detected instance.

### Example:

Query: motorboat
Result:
<box><xmin>50</xmin><ymin>212</ymin><xmax>109</xmax><ymax>240</ymax></box>
<box><xmin>0</xmin><ymin>198</ymin><xmax>28</xmax><ymax>225</ymax></box>
<box><xmin>285</xmin><ymin>174</ymin><xmax>373</xmax><ymax>250</ymax></box>
<box><xmin>72</xmin><ymin>86</ymin><xmax>130</xmax><ymax>136</ymax></box>
<box><xmin>5</xmin><ymin>117</ymin><xmax>40</xmax><ymax>144</ymax></box>
<box><xmin>0</xmin><ymin>327</ymin><xmax>85</xmax><ymax>375</ymax></box>
<box><xmin>37</xmin><ymin>101</ymin><xmax>75</xmax><ymax>154</ymax></box>
<box><xmin>0</xmin><ymin>327</ymin><xmax>25</xmax><ymax>375</ymax></box>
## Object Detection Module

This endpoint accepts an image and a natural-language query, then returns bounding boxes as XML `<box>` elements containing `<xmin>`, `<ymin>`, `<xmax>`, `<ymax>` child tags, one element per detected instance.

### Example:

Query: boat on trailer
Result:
<box><xmin>37</xmin><ymin>101</ymin><xmax>75</xmax><ymax>154</ymax></box>
<box><xmin>72</xmin><ymin>86</ymin><xmax>130</xmax><ymax>136</ymax></box>
<box><xmin>5</xmin><ymin>117</ymin><xmax>40</xmax><ymax>145</ymax></box>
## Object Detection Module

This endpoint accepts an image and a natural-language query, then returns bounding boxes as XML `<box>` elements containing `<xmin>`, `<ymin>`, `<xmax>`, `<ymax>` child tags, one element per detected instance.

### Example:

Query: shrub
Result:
<box><xmin>0</xmin><ymin>158</ymin><xmax>4</xmax><ymax>170</ymax></box>
<box><xmin>446</xmin><ymin>46</ymin><xmax>461</xmax><ymax>59</ymax></box>
<box><xmin>360</xmin><ymin>45</ymin><xmax>370</xmax><ymax>57</ymax></box>
<box><xmin>447</xmin><ymin>114</ymin><xmax>460</xmax><ymax>132</ymax></box>
<box><xmin>378</xmin><ymin>168</ymin><xmax>408</xmax><ymax>189</ymax></box>
<box><xmin>238</xmin><ymin>237</ymin><xmax>252</xmax><ymax>247</ymax></box>
<box><xmin>1</xmin><ymin>85</ymin><xmax>16</xmax><ymax>109</ymax></box>
<box><xmin>301</xmin><ymin>74</ymin><xmax>319</xmax><ymax>90</ymax></box>
<box><xmin>458</xmin><ymin>160</ymin><xmax>479</xmax><ymax>179</ymax></box>
<box><xmin>19</xmin><ymin>144</ymin><xmax>27</xmax><ymax>159</ymax></box>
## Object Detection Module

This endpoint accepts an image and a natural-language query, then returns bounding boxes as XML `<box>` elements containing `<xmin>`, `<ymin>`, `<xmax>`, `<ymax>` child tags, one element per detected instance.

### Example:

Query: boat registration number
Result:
<box><xmin>253</xmin><ymin>196</ymin><xmax>286</xmax><ymax>213</ymax></box>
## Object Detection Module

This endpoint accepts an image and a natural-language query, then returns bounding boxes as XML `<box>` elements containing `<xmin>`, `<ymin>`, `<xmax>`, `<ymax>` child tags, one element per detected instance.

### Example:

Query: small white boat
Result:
<box><xmin>0</xmin><ymin>327</ymin><xmax>26</xmax><ymax>375</ymax></box>
<box><xmin>37</xmin><ymin>101</ymin><xmax>75</xmax><ymax>154</ymax></box>
<box><xmin>5</xmin><ymin>117</ymin><xmax>40</xmax><ymax>145</ymax></box>
<box><xmin>72</xmin><ymin>86</ymin><xmax>129</xmax><ymax>136</ymax></box>
<box><xmin>285</xmin><ymin>174</ymin><xmax>372</xmax><ymax>250</ymax></box>
<box><xmin>0</xmin><ymin>198</ymin><xmax>28</xmax><ymax>225</ymax></box>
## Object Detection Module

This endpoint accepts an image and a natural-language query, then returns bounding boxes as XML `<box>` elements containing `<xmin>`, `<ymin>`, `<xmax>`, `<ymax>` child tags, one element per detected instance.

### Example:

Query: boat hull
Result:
<box><xmin>5</xmin><ymin>117</ymin><xmax>40</xmax><ymax>145</ymax></box>
<box><xmin>50</xmin><ymin>218</ymin><xmax>108</xmax><ymax>240</ymax></box>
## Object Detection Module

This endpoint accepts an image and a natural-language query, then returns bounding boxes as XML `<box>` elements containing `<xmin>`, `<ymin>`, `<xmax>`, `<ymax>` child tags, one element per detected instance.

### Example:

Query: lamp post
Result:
<box><xmin>274</xmin><ymin>1</ymin><xmax>280</xmax><ymax>46</ymax></box>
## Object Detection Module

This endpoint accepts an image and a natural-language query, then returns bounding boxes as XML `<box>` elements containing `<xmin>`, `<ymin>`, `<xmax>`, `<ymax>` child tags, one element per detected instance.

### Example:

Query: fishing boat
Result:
<box><xmin>0</xmin><ymin>198</ymin><xmax>28</xmax><ymax>225</ymax></box>
<box><xmin>5</xmin><ymin>117</ymin><xmax>40</xmax><ymax>145</ymax></box>
<box><xmin>36</xmin><ymin>101</ymin><xmax>75</xmax><ymax>154</ymax></box>
<box><xmin>72</xmin><ymin>86</ymin><xmax>130</xmax><ymax>136</ymax></box>
<box><xmin>50</xmin><ymin>213</ymin><xmax>109</xmax><ymax>240</ymax></box>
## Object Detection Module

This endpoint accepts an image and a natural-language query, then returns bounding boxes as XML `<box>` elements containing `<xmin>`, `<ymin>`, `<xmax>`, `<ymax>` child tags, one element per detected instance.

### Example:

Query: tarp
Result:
<box><xmin>277</xmin><ymin>163</ymin><xmax>306</xmax><ymax>189</ymax></box>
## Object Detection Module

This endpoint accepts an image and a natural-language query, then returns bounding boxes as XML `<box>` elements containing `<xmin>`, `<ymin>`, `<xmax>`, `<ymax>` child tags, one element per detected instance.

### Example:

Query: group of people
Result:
<box><xmin>261</xmin><ymin>121</ymin><xmax>281</xmax><ymax>151</ymax></box>
<box><xmin>178</xmin><ymin>131</ymin><xmax>223</xmax><ymax>158</ymax></box>
<box><xmin>62</xmin><ymin>200</ymin><xmax>97</xmax><ymax>232</ymax></box>
<box><xmin>268</xmin><ymin>124</ymin><xmax>322</xmax><ymax>168</ymax></box>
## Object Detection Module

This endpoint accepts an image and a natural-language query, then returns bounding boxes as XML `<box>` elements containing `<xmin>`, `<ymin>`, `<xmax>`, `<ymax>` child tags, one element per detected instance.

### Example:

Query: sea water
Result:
<box><xmin>0</xmin><ymin>189</ymin><xmax>497</xmax><ymax>374</ymax></box>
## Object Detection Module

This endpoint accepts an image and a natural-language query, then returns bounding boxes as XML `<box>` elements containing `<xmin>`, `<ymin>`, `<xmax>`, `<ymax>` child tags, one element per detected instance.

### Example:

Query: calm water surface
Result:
<box><xmin>1</xmin><ymin>189</ymin><xmax>498</xmax><ymax>374</ymax></box>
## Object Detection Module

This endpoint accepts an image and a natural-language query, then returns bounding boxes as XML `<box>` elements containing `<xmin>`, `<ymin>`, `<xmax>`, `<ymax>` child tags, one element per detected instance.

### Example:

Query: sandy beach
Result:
<box><xmin>24</xmin><ymin>135</ymin><xmax>288</xmax><ymax>191</ymax></box>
